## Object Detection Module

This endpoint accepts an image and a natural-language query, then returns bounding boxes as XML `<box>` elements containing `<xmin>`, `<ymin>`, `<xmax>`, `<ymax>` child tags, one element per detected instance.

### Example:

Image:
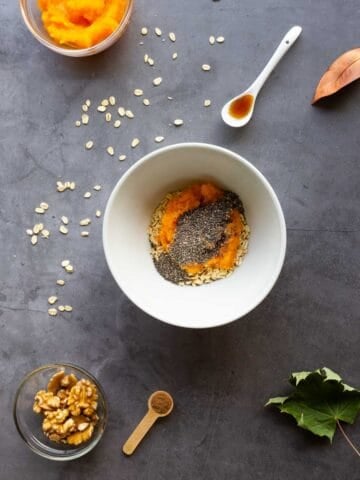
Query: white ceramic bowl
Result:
<box><xmin>103</xmin><ymin>143</ymin><xmax>286</xmax><ymax>329</ymax></box>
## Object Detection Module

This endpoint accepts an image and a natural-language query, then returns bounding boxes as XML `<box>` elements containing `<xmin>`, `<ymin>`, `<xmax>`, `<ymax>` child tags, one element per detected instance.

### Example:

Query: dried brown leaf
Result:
<box><xmin>312</xmin><ymin>48</ymin><xmax>360</xmax><ymax>104</ymax></box>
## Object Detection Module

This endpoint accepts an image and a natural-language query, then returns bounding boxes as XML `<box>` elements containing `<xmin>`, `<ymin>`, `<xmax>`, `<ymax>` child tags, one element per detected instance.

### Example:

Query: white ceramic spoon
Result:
<box><xmin>221</xmin><ymin>26</ymin><xmax>302</xmax><ymax>128</ymax></box>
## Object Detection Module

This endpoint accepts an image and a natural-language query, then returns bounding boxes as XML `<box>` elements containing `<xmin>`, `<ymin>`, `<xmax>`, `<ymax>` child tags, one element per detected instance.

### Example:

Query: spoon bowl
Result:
<box><xmin>222</xmin><ymin>26</ymin><xmax>302</xmax><ymax>128</ymax></box>
<box><xmin>221</xmin><ymin>92</ymin><xmax>256</xmax><ymax>128</ymax></box>
<box><xmin>148</xmin><ymin>391</ymin><xmax>174</xmax><ymax>417</ymax></box>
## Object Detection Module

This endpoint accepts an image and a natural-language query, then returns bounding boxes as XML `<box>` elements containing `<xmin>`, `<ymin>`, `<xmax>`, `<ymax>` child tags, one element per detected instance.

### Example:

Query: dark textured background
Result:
<box><xmin>1</xmin><ymin>0</ymin><xmax>360</xmax><ymax>478</ymax></box>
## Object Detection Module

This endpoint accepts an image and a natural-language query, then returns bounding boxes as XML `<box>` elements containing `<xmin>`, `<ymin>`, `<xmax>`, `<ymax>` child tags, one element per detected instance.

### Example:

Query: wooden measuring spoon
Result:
<box><xmin>122</xmin><ymin>391</ymin><xmax>174</xmax><ymax>456</ymax></box>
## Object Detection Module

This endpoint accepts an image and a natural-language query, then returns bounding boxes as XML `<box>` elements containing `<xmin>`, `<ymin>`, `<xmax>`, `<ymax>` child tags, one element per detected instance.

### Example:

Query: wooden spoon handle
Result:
<box><xmin>122</xmin><ymin>410</ymin><xmax>159</xmax><ymax>456</ymax></box>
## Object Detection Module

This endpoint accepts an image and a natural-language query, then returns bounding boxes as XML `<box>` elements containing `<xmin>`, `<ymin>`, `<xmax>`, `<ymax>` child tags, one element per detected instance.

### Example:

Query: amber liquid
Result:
<box><xmin>229</xmin><ymin>94</ymin><xmax>254</xmax><ymax>119</ymax></box>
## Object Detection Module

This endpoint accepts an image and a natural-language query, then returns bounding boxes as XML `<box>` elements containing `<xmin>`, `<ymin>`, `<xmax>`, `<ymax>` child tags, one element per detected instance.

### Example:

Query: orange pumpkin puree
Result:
<box><xmin>157</xmin><ymin>183</ymin><xmax>245</xmax><ymax>274</ymax></box>
<box><xmin>38</xmin><ymin>0</ymin><xmax>129</xmax><ymax>48</ymax></box>
<box><xmin>158</xmin><ymin>183</ymin><xmax>223</xmax><ymax>250</ymax></box>
<box><xmin>183</xmin><ymin>209</ymin><xmax>243</xmax><ymax>274</ymax></box>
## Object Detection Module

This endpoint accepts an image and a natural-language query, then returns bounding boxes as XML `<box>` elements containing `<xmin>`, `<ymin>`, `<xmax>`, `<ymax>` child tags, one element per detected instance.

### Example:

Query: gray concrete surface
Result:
<box><xmin>1</xmin><ymin>0</ymin><xmax>360</xmax><ymax>478</ymax></box>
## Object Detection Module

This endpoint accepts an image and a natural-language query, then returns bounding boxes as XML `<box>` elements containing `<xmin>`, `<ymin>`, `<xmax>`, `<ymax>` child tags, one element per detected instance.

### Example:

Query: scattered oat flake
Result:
<box><xmin>148</xmin><ymin>58</ymin><xmax>155</xmax><ymax>66</ymax></box>
<box><xmin>141</xmin><ymin>27</ymin><xmax>148</xmax><ymax>35</ymax></box>
<box><xmin>96</xmin><ymin>210</ymin><xmax>102</xmax><ymax>218</ymax></box>
<box><xmin>61</xmin><ymin>216</ymin><xmax>69</xmax><ymax>225</ymax></box>
<box><xmin>40</xmin><ymin>202</ymin><xmax>49</xmax><ymax>210</ymax></box>
<box><xmin>26</xmin><ymin>229</ymin><xmax>33</xmax><ymax>236</ymax></box>
<box><xmin>84</xmin><ymin>191</ymin><xmax>92</xmax><ymax>199</ymax></box>
<box><xmin>61</xmin><ymin>260</ymin><xmax>70</xmax><ymax>267</ymax></box>
<box><xmin>85</xmin><ymin>140</ymin><xmax>94</xmax><ymax>150</ymax></box>
<box><xmin>31</xmin><ymin>235</ymin><xmax>38</xmax><ymax>246</ymax></box>
<box><xmin>134</xmin><ymin>89</ymin><xmax>144</xmax><ymax>96</ymax></box>
<box><xmin>81</xmin><ymin>231</ymin><xmax>89</xmax><ymax>237</ymax></box>
<box><xmin>58</xmin><ymin>305</ymin><xmax>65</xmax><ymax>312</ymax></box>
<box><xmin>209</xmin><ymin>35</ymin><xmax>215</xmax><ymax>45</ymax></box>
<box><xmin>109</xmin><ymin>96</ymin><xmax>116</xmax><ymax>106</ymax></box>
<box><xmin>118</xmin><ymin>107</ymin><xmax>126</xmax><ymax>117</ymax></box>
<box><xmin>59</xmin><ymin>225</ymin><xmax>68</xmax><ymax>235</ymax></box>
<box><xmin>105</xmin><ymin>112</ymin><xmax>112</xmax><ymax>122</ymax></box>
<box><xmin>75</xmin><ymin>120</ymin><xmax>81</xmax><ymax>127</ymax></box>
<box><xmin>101</xmin><ymin>99</ymin><xmax>109</xmax><ymax>107</ymax></box>
<box><xmin>85</xmin><ymin>99</ymin><xmax>91</xmax><ymax>107</ymax></box>
<box><xmin>155</xmin><ymin>136</ymin><xmax>165</xmax><ymax>143</ymax></box>
<box><xmin>82</xmin><ymin>104</ymin><xmax>88</xmax><ymax>112</ymax></box>
<box><xmin>172</xmin><ymin>52</ymin><xmax>178</xmax><ymax>60</ymax></box>
<box><xmin>35</xmin><ymin>207</ymin><xmax>45</xmax><ymax>214</ymax></box>
<box><xmin>97</xmin><ymin>105</ymin><xmax>107</xmax><ymax>112</ymax></box>
<box><xmin>33</xmin><ymin>223</ymin><xmax>44</xmax><ymax>234</ymax></box>
<box><xmin>204</xmin><ymin>99</ymin><xmax>212</xmax><ymax>107</ymax></box>
<box><xmin>144</xmin><ymin>54</ymin><xmax>149</xmax><ymax>63</ymax></box>
<box><xmin>155</xmin><ymin>27</ymin><xmax>162</xmax><ymax>36</ymax></box>
<box><xmin>174</xmin><ymin>119</ymin><xmax>184</xmax><ymax>126</ymax></box>
<box><xmin>57</xmin><ymin>279</ymin><xmax>65</xmax><ymax>286</ymax></box>
<box><xmin>70</xmin><ymin>182</ymin><xmax>76</xmax><ymax>190</ymax></box>
<box><xmin>202</xmin><ymin>64</ymin><xmax>211</xmax><ymax>71</ymax></box>
<box><xmin>114</xmin><ymin>120</ymin><xmax>121</xmax><ymax>128</ymax></box>
<box><xmin>48</xmin><ymin>308</ymin><xmax>57</xmax><ymax>316</ymax></box>
<box><xmin>169</xmin><ymin>32</ymin><xmax>176</xmax><ymax>42</ymax></box>
<box><xmin>81</xmin><ymin>113</ymin><xmax>89</xmax><ymax>125</ymax></box>
<box><xmin>126</xmin><ymin>110</ymin><xmax>135</xmax><ymax>119</ymax></box>
<box><xmin>216</xmin><ymin>36</ymin><xmax>225</xmax><ymax>43</ymax></box>
<box><xmin>64</xmin><ymin>305</ymin><xmax>73</xmax><ymax>312</ymax></box>
<box><xmin>153</xmin><ymin>77</ymin><xmax>162</xmax><ymax>86</ymax></box>
<box><xmin>93</xmin><ymin>185</ymin><xmax>101</xmax><ymax>191</ymax></box>
<box><xmin>65</xmin><ymin>264</ymin><xmax>74</xmax><ymax>273</ymax></box>
<box><xmin>80</xmin><ymin>218</ymin><xmax>91</xmax><ymax>226</ymax></box>
<box><xmin>119</xmin><ymin>155</ymin><xmax>127</xmax><ymax>161</ymax></box>
<box><xmin>131</xmin><ymin>138</ymin><xmax>140</xmax><ymax>148</ymax></box>
<box><xmin>41</xmin><ymin>229</ymin><xmax>50</xmax><ymax>239</ymax></box>
<box><xmin>168</xmin><ymin>96</ymin><xmax>174</xmax><ymax>100</ymax></box>
<box><xmin>107</xmin><ymin>146</ymin><xmax>115</xmax><ymax>156</ymax></box>
<box><xmin>48</xmin><ymin>296</ymin><xmax>58</xmax><ymax>305</ymax></box>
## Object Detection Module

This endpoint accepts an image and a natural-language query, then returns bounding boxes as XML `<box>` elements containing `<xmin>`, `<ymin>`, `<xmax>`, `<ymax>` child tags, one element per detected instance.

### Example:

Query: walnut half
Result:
<box><xmin>33</xmin><ymin>371</ymin><xmax>99</xmax><ymax>446</ymax></box>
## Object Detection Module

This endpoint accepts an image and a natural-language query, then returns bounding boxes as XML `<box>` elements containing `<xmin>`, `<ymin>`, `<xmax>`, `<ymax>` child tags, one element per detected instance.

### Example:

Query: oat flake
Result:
<box><xmin>131</xmin><ymin>138</ymin><xmax>140</xmax><ymax>148</ymax></box>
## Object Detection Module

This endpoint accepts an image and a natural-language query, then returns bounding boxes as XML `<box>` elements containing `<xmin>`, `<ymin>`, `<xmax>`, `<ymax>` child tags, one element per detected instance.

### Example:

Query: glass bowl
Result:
<box><xmin>13</xmin><ymin>363</ymin><xmax>108</xmax><ymax>461</ymax></box>
<box><xmin>19</xmin><ymin>0</ymin><xmax>134</xmax><ymax>57</ymax></box>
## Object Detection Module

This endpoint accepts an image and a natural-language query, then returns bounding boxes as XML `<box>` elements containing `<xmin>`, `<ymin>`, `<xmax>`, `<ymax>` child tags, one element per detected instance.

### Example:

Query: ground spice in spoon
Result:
<box><xmin>151</xmin><ymin>393</ymin><xmax>172</xmax><ymax>415</ymax></box>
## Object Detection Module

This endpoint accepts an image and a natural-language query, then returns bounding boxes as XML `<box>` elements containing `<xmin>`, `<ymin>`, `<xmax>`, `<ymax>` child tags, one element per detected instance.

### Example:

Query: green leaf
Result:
<box><xmin>266</xmin><ymin>367</ymin><xmax>360</xmax><ymax>442</ymax></box>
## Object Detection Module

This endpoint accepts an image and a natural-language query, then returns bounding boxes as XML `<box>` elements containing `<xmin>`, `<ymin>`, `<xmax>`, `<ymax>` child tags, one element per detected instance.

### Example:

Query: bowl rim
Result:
<box><xmin>19</xmin><ymin>0</ymin><xmax>134</xmax><ymax>57</ymax></box>
<box><xmin>13</xmin><ymin>362</ymin><xmax>108</xmax><ymax>461</ymax></box>
<box><xmin>103</xmin><ymin>142</ymin><xmax>287</xmax><ymax>329</ymax></box>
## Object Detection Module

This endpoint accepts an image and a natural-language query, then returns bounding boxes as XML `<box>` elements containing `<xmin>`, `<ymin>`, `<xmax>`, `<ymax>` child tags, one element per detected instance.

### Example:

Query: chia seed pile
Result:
<box><xmin>149</xmin><ymin>188</ymin><xmax>250</xmax><ymax>286</ymax></box>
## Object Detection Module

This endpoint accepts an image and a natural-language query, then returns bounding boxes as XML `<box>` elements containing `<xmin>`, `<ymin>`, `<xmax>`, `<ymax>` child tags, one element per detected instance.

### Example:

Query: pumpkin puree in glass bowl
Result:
<box><xmin>38</xmin><ymin>0</ymin><xmax>130</xmax><ymax>48</ymax></box>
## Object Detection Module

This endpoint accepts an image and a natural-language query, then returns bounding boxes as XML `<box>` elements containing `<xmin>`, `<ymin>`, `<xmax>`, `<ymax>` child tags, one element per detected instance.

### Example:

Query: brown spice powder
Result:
<box><xmin>151</xmin><ymin>393</ymin><xmax>172</xmax><ymax>414</ymax></box>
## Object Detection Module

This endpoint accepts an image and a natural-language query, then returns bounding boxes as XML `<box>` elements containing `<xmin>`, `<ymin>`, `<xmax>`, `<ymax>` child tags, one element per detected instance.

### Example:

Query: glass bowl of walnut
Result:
<box><xmin>13</xmin><ymin>363</ymin><xmax>107</xmax><ymax>461</ymax></box>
